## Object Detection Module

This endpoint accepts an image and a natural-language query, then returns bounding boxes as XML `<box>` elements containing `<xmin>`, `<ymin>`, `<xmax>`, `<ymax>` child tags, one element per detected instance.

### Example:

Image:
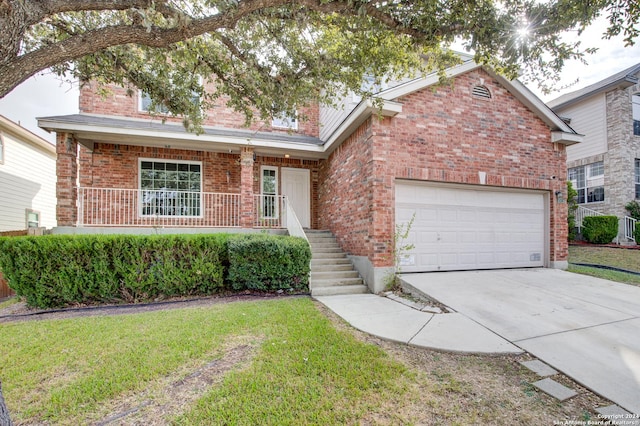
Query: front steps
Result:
<box><xmin>306</xmin><ymin>230</ymin><xmax>369</xmax><ymax>296</ymax></box>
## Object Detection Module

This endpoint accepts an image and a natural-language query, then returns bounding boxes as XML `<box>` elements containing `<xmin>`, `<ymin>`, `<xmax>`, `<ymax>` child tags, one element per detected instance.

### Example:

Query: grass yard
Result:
<box><xmin>0</xmin><ymin>298</ymin><xmax>607</xmax><ymax>425</ymax></box>
<box><xmin>568</xmin><ymin>245</ymin><xmax>640</xmax><ymax>286</ymax></box>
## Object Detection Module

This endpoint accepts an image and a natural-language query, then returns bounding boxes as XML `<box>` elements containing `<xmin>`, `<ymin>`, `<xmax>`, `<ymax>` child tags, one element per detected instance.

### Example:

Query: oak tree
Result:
<box><xmin>0</xmin><ymin>1</ymin><xmax>633</xmax><ymax>128</ymax></box>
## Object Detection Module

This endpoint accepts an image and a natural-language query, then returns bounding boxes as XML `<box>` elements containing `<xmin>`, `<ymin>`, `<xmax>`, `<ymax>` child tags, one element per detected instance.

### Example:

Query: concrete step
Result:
<box><xmin>311</xmin><ymin>258</ymin><xmax>352</xmax><ymax>266</ymax></box>
<box><xmin>311</xmin><ymin>252</ymin><xmax>347</xmax><ymax>260</ymax></box>
<box><xmin>310</xmin><ymin>264</ymin><xmax>354</xmax><ymax>272</ymax></box>
<box><xmin>310</xmin><ymin>247</ymin><xmax>343</xmax><ymax>254</ymax></box>
<box><xmin>307</xmin><ymin>238</ymin><xmax>337</xmax><ymax>245</ymax></box>
<box><xmin>311</xmin><ymin>285</ymin><xmax>369</xmax><ymax>296</ymax></box>
<box><xmin>308</xmin><ymin>241</ymin><xmax>340</xmax><ymax>249</ymax></box>
<box><xmin>311</xmin><ymin>271</ymin><xmax>360</xmax><ymax>280</ymax></box>
<box><xmin>310</xmin><ymin>277</ymin><xmax>364</xmax><ymax>287</ymax></box>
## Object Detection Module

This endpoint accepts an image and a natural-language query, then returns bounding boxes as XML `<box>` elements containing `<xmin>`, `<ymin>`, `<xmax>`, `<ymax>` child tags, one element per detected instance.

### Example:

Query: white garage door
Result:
<box><xmin>395</xmin><ymin>181</ymin><xmax>546</xmax><ymax>272</ymax></box>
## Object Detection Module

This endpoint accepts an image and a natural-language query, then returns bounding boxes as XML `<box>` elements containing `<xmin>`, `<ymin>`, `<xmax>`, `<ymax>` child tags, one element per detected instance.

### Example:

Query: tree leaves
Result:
<box><xmin>0</xmin><ymin>0</ymin><xmax>634</xmax><ymax>129</ymax></box>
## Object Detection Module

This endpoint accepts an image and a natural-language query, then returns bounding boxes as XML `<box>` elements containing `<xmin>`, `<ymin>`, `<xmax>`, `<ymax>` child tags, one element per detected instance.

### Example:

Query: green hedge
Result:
<box><xmin>228</xmin><ymin>234</ymin><xmax>311</xmax><ymax>292</ymax></box>
<box><xmin>582</xmin><ymin>216</ymin><xmax>619</xmax><ymax>244</ymax></box>
<box><xmin>635</xmin><ymin>223</ymin><xmax>640</xmax><ymax>243</ymax></box>
<box><xmin>0</xmin><ymin>233</ymin><xmax>311</xmax><ymax>309</ymax></box>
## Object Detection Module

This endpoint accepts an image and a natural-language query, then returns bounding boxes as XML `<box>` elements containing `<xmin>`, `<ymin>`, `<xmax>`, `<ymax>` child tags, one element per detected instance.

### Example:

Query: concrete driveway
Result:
<box><xmin>401</xmin><ymin>268</ymin><xmax>640</xmax><ymax>415</ymax></box>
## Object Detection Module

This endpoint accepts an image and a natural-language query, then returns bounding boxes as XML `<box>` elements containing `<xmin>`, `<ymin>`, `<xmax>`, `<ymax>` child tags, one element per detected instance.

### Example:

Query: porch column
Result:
<box><xmin>240</xmin><ymin>147</ymin><xmax>255</xmax><ymax>228</ymax></box>
<box><xmin>56</xmin><ymin>133</ymin><xmax>78</xmax><ymax>227</ymax></box>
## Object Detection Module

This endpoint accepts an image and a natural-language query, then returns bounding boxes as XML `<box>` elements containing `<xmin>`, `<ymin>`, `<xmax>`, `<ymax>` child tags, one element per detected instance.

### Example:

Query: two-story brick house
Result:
<box><xmin>549</xmin><ymin>63</ymin><xmax>640</xmax><ymax>241</ymax></box>
<box><xmin>39</xmin><ymin>58</ymin><xmax>579</xmax><ymax>292</ymax></box>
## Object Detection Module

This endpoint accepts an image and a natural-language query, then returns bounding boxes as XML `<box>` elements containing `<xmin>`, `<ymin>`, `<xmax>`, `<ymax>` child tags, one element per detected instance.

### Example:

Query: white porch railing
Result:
<box><xmin>575</xmin><ymin>205</ymin><xmax>604</xmax><ymax>232</ymax></box>
<box><xmin>78</xmin><ymin>188</ymin><xmax>241</xmax><ymax>227</ymax></box>
<box><xmin>253</xmin><ymin>194</ymin><xmax>287</xmax><ymax>228</ymax></box>
<box><xmin>624</xmin><ymin>216</ymin><xmax>637</xmax><ymax>242</ymax></box>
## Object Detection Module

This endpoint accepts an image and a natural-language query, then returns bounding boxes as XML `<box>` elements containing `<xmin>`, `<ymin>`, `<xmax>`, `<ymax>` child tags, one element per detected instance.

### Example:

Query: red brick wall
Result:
<box><xmin>319</xmin><ymin>69</ymin><xmax>568</xmax><ymax>267</ymax></box>
<box><xmin>79</xmin><ymin>82</ymin><xmax>320</xmax><ymax>138</ymax></box>
<box><xmin>318</xmin><ymin>119</ymin><xmax>376</xmax><ymax>258</ymax></box>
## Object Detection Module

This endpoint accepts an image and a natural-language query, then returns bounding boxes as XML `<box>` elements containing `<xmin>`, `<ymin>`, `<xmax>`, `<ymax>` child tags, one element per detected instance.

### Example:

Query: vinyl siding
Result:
<box><xmin>0</xmin><ymin>132</ymin><xmax>57</xmax><ymax>231</ymax></box>
<box><xmin>319</xmin><ymin>95</ymin><xmax>355</xmax><ymax>141</ymax></box>
<box><xmin>559</xmin><ymin>94</ymin><xmax>607</xmax><ymax>163</ymax></box>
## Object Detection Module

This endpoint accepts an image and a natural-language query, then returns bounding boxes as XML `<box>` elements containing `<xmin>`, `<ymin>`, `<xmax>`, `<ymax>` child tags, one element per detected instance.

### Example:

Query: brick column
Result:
<box><xmin>56</xmin><ymin>133</ymin><xmax>78</xmax><ymax>226</ymax></box>
<box><xmin>240</xmin><ymin>147</ymin><xmax>255</xmax><ymax>228</ymax></box>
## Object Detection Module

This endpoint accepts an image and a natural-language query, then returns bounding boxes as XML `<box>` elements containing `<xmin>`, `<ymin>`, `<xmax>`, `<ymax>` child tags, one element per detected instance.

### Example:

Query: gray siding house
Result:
<box><xmin>549</xmin><ymin>63</ymin><xmax>640</xmax><ymax>241</ymax></box>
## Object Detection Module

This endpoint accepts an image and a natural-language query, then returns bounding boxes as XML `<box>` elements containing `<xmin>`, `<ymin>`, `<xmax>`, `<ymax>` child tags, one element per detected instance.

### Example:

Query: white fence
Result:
<box><xmin>574</xmin><ymin>206</ymin><xmax>604</xmax><ymax>232</ymax></box>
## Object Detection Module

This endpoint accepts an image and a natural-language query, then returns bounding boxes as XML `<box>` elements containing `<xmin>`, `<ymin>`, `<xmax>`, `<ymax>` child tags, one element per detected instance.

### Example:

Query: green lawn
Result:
<box><xmin>568</xmin><ymin>245</ymin><xmax>640</xmax><ymax>286</ymax></box>
<box><xmin>568</xmin><ymin>245</ymin><xmax>640</xmax><ymax>272</ymax></box>
<box><xmin>0</xmin><ymin>298</ymin><xmax>607</xmax><ymax>425</ymax></box>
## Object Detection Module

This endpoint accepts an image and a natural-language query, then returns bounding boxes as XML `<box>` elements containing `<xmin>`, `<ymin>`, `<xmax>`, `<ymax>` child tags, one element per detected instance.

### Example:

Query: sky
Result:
<box><xmin>0</xmin><ymin>15</ymin><xmax>639</xmax><ymax>144</ymax></box>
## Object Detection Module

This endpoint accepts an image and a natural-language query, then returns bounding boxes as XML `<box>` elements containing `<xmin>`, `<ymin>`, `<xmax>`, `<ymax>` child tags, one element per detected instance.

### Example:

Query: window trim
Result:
<box><xmin>271</xmin><ymin>111</ymin><xmax>298</xmax><ymax>130</ymax></box>
<box><xmin>260</xmin><ymin>166</ymin><xmax>279</xmax><ymax>219</ymax></box>
<box><xmin>569</xmin><ymin>162</ymin><xmax>605</xmax><ymax>204</ymax></box>
<box><xmin>138</xmin><ymin>158</ymin><xmax>203</xmax><ymax>218</ymax></box>
<box><xmin>0</xmin><ymin>132</ymin><xmax>4</xmax><ymax>164</ymax></box>
<box><xmin>25</xmin><ymin>209</ymin><xmax>40</xmax><ymax>228</ymax></box>
<box><xmin>635</xmin><ymin>158</ymin><xmax>640</xmax><ymax>199</ymax></box>
<box><xmin>138</xmin><ymin>91</ymin><xmax>170</xmax><ymax>114</ymax></box>
<box><xmin>633</xmin><ymin>93</ymin><xmax>640</xmax><ymax>136</ymax></box>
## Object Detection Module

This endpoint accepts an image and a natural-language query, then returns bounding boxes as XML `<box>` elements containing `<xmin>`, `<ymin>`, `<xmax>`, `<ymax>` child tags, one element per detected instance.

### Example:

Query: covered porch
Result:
<box><xmin>40</xmin><ymin>114</ymin><xmax>324</xmax><ymax>235</ymax></box>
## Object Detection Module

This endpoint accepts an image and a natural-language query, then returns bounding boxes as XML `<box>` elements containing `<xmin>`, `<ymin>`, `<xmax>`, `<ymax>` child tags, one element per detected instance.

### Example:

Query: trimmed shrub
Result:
<box><xmin>582</xmin><ymin>216</ymin><xmax>619</xmax><ymax>244</ymax></box>
<box><xmin>0</xmin><ymin>234</ymin><xmax>229</xmax><ymax>308</ymax></box>
<box><xmin>635</xmin><ymin>222</ymin><xmax>640</xmax><ymax>243</ymax></box>
<box><xmin>227</xmin><ymin>234</ymin><xmax>311</xmax><ymax>292</ymax></box>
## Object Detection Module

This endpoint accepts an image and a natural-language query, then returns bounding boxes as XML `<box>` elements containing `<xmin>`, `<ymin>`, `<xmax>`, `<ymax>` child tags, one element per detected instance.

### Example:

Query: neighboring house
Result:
<box><xmin>548</xmin><ymin>63</ymin><xmax>640</xmax><ymax>240</ymax></box>
<box><xmin>0</xmin><ymin>115</ymin><xmax>57</xmax><ymax>232</ymax></box>
<box><xmin>38</xmin><ymin>58</ymin><xmax>579</xmax><ymax>292</ymax></box>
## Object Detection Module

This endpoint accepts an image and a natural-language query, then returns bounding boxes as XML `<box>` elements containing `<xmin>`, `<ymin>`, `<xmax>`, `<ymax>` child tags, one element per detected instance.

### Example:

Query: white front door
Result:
<box><xmin>281</xmin><ymin>168</ymin><xmax>311</xmax><ymax>228</ymax></box>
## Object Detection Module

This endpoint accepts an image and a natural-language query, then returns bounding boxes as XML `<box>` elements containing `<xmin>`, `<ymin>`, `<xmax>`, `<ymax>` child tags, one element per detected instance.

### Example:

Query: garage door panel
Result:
<box><xmin>396</xmin><ymin>182</ymin><xmax>546</xmax><ymax>272</ymax></box>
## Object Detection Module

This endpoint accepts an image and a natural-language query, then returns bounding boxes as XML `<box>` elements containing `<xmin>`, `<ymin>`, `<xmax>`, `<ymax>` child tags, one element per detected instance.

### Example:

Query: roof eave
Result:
<box><xmin>37</xmin><ymin>117</ymin><xmax>325</xmax><ymax>159</ymax></box>
<box><xmin>551</xmin><ymin>75</ymin><xmax>639</xmax><ymax>111</ymax></box>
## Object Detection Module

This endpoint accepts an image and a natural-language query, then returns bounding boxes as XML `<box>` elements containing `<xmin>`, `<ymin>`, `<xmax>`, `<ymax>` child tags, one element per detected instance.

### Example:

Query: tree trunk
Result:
<box><xmin>0</xmin><ymin>380</ymin><xmax>12</xmax><ymax>426</ymax></box>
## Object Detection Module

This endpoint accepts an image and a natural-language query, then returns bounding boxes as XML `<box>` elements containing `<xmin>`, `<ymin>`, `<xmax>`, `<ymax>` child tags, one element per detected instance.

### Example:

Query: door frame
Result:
<box><xmin>281</xmin><ymin>167</ymin><xmax>311</xmax><ymax>228</ymax></box>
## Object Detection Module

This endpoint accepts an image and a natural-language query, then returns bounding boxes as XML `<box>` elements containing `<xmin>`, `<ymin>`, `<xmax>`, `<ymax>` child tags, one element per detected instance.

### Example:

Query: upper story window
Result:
<box><xmin>139</xmin><ymin>91</ymin><xmax>170</xmax><ymax>114</ymax></box>
<box><xmin>569</xmin><ymin>161</ymin><xmax>605</xmax><ymax>204</ymax></box>
<box><xmin>272</xmin><ymin>111</ymin><xmax>298</xmax><ymax>130</ymax></box>
<box><xmin>635</xmin><ymin>159</ymin><xmax>640</xmax><ymax>199</ymax></box>
<box><xmin>139</xmin><ymin>159</ymin><xmax>202</xmax><ymax>217</ymax></box>
<box><xmin>633</xmin><ymin>94</ymin><xmax>640</xmax><ymax>136</ymax></box>
<box><xmin>138</xmin><ymin>77</ymin><xmax>202</xmax><ymax>114</ymax></box>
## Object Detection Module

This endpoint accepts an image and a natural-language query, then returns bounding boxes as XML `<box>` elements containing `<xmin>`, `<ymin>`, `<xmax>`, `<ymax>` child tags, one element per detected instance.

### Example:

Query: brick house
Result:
<box><xmin>39</xmin><ymin>58</ymin><xmax>579</xmax><ymax>292</ymax></box>
<box><xmin>549</xmin><ymin>63</ymin><xmax>640</xmax><ymax>241</ymax></box>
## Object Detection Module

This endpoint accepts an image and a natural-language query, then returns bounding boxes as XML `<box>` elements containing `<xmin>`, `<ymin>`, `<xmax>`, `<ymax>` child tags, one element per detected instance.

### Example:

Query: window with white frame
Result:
<box><xmin>26</xmin><ymin>209</ymin><xmax>40</xmax><ymax>228</ymax></box>
<box><xmin>272</xmin><ymin>111</ymin><xmax>298</xmax><ymax>130</ymax></box>
<box><xmin>635</xmin><ymin>158</ymin><xmax>640</xmax><ymax>199</ymax></box>
<box><xmin>139</xmin><ymin>77</ymin><xmax>201</xmax><ymax>113</ymax></box>
<box><xmin>633</xmin><ymin>94</ymin><xmax>640</xmax><ymax>136</ymax></box>
<box><xmin>569</xmin><ymin>161</ymin><xmax>605</xmax><ymax>204</ymax></box>
<box><xmin>260</xmin><ymin>166</ymin><xmax>278</xmax><ymax>218</ymax></box>
<box><xmin>139</xmin><ymin>160</ymin><xmax>202</xmax><ymax>217</ymax></box>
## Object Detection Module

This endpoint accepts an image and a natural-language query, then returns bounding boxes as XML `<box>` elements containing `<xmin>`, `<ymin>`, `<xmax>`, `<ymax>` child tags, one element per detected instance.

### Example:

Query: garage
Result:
<box><xmin>395</xmin><ymin>181</ymin><xmax>547</xmax><ymax>273</ymax></box>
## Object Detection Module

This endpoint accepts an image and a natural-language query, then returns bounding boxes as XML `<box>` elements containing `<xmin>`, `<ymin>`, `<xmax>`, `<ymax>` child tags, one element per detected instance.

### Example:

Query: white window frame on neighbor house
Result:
<box><xmin>633</xmin><ymin>94</ymin><xmax>640</xmax><ymax>136</ymax></box>
<box><xmin>25</xmin><ymin>209</ymin><xmax>40</xmax><ymax>228</ymax></box>
<box><xmin>272</xmin><ymin>111</ymin><xmax>298</xmax><ymax>130</ymax></box>
<box><xmin>635</xmin><ymin>158</ymin><xmax>640</xmax><ymax>199</ymax></box>
<box><xmin>260</xmin><ymin>166</ymin><xmax>279</xmax><ymax>218</ymax></box>
<box><xmin>138</xmin><ymin>159</ymin><xmax>203</xmax><ymax>218</ymax></box>
<box><xmin>569</xmin><ymin>161</ymin><xmax>605</xmax><ymax>204</ymax></box>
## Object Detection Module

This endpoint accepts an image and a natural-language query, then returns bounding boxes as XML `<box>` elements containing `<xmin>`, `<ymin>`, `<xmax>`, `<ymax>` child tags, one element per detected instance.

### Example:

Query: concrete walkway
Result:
<box><xmin>315</xmin><ymin>268</ymin><xmax>640</xmax><ymax>415</ymax></box>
